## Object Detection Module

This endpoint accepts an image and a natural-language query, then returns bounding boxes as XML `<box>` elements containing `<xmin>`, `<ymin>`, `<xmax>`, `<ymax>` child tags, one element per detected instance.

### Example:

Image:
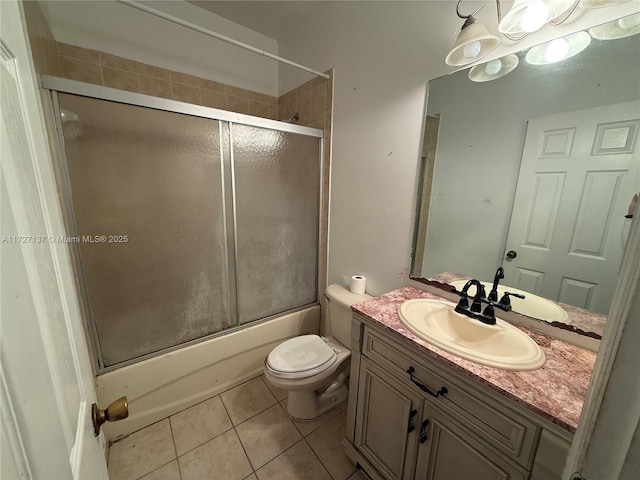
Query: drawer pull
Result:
<box><xmin>419</xmin><ymin>419</ymin><xmax>430</xmax><ymax>444</ymax></box>
<box><xmin>407</xmin><ymin>409</ymin><xmax>418</xmax><ymax>433</ymax></box>
<box><xmin>406</xmin><ymin>366</ymin><xmax>448</xmax><ymax>398</ymax></box>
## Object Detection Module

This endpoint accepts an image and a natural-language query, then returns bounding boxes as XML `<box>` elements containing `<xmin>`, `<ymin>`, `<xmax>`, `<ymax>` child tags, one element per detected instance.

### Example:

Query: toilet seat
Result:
<box><xmin>266</xmin><ymin>334</ymin><xmax>337</xmax><ymax>379</ymax></box>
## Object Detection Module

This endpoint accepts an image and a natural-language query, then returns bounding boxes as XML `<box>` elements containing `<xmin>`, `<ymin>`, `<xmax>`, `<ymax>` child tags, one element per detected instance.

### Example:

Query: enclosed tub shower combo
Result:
<box><xmin>44</xmin><ymin>76</ymin><xmax>324</xmax><ymax>437</ymax></box>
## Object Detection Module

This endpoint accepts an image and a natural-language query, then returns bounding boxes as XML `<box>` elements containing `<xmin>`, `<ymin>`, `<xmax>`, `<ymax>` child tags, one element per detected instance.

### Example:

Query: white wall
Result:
<box><xmin>274</xmin><ymin>1</ymin><xmax>640</xmax><ymax>295</ymax></box>
<box><xmin>40</xmin><ymin>0</ymin><xmax>279</xmax><ymax>96</ymax></box>
<box><xmin>421</xmin><ymin>36</ymin><xmax>640</xmax><ymax>280</ymax></box>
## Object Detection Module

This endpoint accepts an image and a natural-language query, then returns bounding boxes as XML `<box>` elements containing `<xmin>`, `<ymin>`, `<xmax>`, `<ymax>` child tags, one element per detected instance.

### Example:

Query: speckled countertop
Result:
<box><xmin>430</xmin><ymin>272</ymin><xmax>607</xmax><ymax>337</ymax></box>
<box><xmin>352</xmin><ymin>286</ymin><xmax>597</xmax><ymax>434</ymax></box>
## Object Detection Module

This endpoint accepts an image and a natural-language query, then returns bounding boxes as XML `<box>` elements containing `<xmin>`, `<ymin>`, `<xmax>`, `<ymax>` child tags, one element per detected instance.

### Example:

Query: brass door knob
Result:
<box><xmin>92</xmin><ymin>396</ymin><xmax>128</xmax><ymax>436</ymax></box>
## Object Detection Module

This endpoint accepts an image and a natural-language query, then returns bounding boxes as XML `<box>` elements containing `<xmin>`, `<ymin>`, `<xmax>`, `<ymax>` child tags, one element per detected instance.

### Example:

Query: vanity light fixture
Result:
<box><xmin>498</xmin><ymin>0</ymin><xmax>579</xmax><ymax>36</ymax></box>
<box><xmin>525</xmin><ymin>31</ymin><xmax>592</xmax><ymax>64</ymax></box>
<box><xmin>445</xmin><ymin>1</ymin><xmax>500</xmax><ymax>66</ymax></box>
<box><xmin>468</xmin><ymin>54</ymin><xmax>520</xmax><ymax>82</ymax></box>
<box><xmin>589</xmin><ymin>12</ymin><xmax>640</xmax><ymax>39</ymax></box>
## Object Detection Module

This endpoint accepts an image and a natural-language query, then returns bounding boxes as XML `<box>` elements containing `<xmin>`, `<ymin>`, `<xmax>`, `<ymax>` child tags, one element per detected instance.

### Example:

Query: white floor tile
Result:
<box><xmin>107</xmin><ymin>419</ymin><xmax>176</xmax><ymax>480</ymax></box>
<box><xmin>236</xmin><ymin>403</ymin><xmax>302</xmax><ymax>469</ymax></box>
<box><xmin>256</xmin><ymin>440</ymin><xmax>331</xmax><ymax>480</ymax></box>
<box><xmin>170</xmin><ymin>395</ymin><xmax>232</xmax><ymax>455</ymax></box>
<box><xmin>138</xmin><ymin>460</ymin><xmax>180</xmax><ymax>480</ymax></box>
<box><xmin>307</xmin><ymin>412</ymin><xmax>356</xmax><ymax>480</ymax></box>
<box><xmin>221</xmin><ymin>376</ymin><xmax>277</xmax><ymax>425</ymax></box>
<box><xmin>178</xmin><ymin>429</ymin><xmax>252</xmax><ymax>480</ymax></box>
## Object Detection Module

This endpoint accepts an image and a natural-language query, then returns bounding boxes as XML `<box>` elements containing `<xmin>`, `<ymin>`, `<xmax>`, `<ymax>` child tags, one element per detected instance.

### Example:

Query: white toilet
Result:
<box><xmin>264</xmin><ymin>284</ymin><xmax>371</xmax><ymax>420</ymax></box>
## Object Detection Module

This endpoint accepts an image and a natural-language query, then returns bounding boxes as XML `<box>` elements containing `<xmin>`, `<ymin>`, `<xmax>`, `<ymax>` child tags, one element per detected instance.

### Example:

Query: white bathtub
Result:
<box><xmin>97</xmin><ymin>306</ymin><xmax>320</xmax><ymax>441</ymax></box>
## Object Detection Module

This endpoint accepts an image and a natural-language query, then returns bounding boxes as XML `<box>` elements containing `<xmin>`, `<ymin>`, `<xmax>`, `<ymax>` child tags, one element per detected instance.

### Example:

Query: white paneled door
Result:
<box><xmin>504</xmin><ymin>101</ymin><xmax>639</xmax><ymax>314</ymax></box>
<box><xmin>0</xmin><ymin>1</ymin><xmax>108</xmax><ymax>478</ymax></box>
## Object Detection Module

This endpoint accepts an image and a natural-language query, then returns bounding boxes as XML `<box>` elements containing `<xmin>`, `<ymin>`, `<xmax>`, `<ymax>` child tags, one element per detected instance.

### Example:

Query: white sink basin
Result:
<box><xmin>450</xmin><ymin>281</ymin><xmax>569</xmax><ymax>324</ymax></box>
<box><xmin>398</xmin><ymin>299</ymin><xmax>545</xmax><ymax>371</ymax></box>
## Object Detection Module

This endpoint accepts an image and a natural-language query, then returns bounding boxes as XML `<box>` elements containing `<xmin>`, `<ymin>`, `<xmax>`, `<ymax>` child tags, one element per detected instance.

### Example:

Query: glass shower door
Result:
<box><xmin>231</xmin><ymin>124</ymin><xmax>320</xmax><ymax>323</ymax></box>
<box><xmin>58</xmin><ymin>93</ymin><xmax>231</xmax><ymax>367</ymax></box>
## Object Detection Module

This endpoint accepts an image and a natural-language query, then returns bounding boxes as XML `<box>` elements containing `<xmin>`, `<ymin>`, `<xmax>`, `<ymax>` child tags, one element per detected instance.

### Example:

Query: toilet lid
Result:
<box><xmin>267</xmin><ymin>335</ymin><xmax>337</xmax><ymax>375</ymax></box>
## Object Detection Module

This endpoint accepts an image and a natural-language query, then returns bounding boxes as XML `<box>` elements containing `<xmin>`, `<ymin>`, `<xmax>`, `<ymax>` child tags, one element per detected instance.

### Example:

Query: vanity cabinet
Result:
<box><xmin>344</xmin><ymin>314</ymin><xmax>573</xmax><ymax>480</ymax></box>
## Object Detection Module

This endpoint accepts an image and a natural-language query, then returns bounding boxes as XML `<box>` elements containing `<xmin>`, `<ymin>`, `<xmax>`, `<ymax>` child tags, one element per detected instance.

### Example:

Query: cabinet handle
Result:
<box><xmin>419</xmin><ymin>419</ymin><xmax>430</xmax><ymax>444</ymax></box>
<box><xmin>407</xmin><ymin>409</ymin><xmax>418</xmax><ymax>433</ymax></box>
<box><xmin>406</xmin><ymin>367</ymin><xmax>448</xmax><ymax>398</ymax></box>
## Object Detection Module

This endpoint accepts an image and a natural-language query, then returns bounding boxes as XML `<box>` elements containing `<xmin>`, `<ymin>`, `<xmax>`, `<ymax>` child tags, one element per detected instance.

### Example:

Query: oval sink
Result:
<box><xmin>450</xmin><ymin>281</ymin><xmax>569</xmax><ymax>324</ymax></box>
<box><xmin>398</xmin><ymin>299</ymin><xmax>545</xmax><ymax>371</ymax></box>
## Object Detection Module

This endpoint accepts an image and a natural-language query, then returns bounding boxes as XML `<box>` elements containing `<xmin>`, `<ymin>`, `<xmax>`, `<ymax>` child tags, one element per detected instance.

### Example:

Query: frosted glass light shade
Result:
<box><xmin>499</xmin><ymin>0</ymin><xmax>578</xmax><ymax>35</ymax></box>
<box><xmin>469</xmin><ymin>55</ymin><xmax>520</xmax><ymax>82</ymax></box>
<box><xmin>580</xmin><ymin>0</ymin><xmax>632</xmax><ymax>8</ymax></box>
<box><xmin>445</xmin><ymin>20</ymin><xmax>500</xmax><ymax>66</ymax></box>
<box><xmin>525</xmin><ymin>31</ymin><xmax>591</xmax><ymax>64</ymax></box>
<box><xmin>589</xmin><ymin>13</ymin><xmax>640</xmax><ymax>39</ymax></box>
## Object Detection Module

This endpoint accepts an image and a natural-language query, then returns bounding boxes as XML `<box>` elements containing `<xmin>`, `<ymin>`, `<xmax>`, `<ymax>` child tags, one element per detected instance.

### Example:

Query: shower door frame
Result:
<box><xmin>42</xmin><ymin>75</ymin><xmax>325</xmax><ymax>373</ymax></box>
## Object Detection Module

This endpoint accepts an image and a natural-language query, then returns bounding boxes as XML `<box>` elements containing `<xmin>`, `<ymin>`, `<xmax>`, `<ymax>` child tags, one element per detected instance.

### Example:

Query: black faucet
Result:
<box><xmin>488</xmin><ymin>267</ymin><xmax>504</xmax><ymax>302</ymax></box>
<box><xmin>452</xmin><ymin>269</ymin><xmax>525</xmax><ymax>325</ymax></box>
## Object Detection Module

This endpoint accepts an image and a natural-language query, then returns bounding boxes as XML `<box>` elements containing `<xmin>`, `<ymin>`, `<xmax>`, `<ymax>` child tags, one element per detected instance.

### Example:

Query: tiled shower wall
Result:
<box><xmin>22</xmin><ymin>0</ymin><xmax>333</xmax><ymax>330</ymax></box>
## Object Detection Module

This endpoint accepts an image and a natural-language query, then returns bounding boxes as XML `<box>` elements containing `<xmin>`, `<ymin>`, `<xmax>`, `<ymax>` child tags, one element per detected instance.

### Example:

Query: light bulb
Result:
<box><xmin>485</xmin><ymin>59</ymin><xmax>503</xmax><ymax>75</ymax></box>
<box><xmin>463</xmin><ymin>41</ymin><xmax>482</xmax><ymax>59</ymax></box>
<box><xmin>520</xmin><ymin>1</ymin><xmax>549</xmax><ymax>33</ymax></box>
<box><xmin>544</xmin><ymin>38</ymin><xmax>569</xmax><ymax>63</ymax></box>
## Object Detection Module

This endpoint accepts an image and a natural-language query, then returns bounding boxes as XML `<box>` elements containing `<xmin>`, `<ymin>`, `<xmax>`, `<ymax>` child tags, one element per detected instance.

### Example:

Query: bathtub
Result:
<box><xmin>98</xmin><ymin>305</ymin><xmax>320</xmax><ymax>441</ymax></box>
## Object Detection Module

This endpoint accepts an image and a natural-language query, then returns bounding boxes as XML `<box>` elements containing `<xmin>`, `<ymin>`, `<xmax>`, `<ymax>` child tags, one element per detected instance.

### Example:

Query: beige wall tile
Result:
<box><xmin>248</xmin><ymin>100</ymin><xmax>269</xmax><ymax>119</ymax></box>
<box><xmin>309</xmin><ymin>84</ymin><xmax>327</xmax><ymax>123</ymax></box>
<box><xmin>295</xmin><ymin>80</ymin><xmax>311</xmax><ymax>97</ymax></box>
<box><xmin>59</xmin><ymin>56</ymin><xmax>103</xmax><ymax>84</ymax></box>
<box><xmin>101</xmin><ymin>53</ymin><xmax>137</xmax><ymax>72</ymax></box>
<box><xmin>170</xmin><ymin>71</ymin><xmax>200</xmax><ymax>87</ymax></box>
<box><xmin>226</xmin><ymin>95</ymin><xmax>249</xmax><ymax>115</ymax></box>
<box><xmin>57</xmin><ymin>42</ymin><xmax>100</xmax><ymax>63</ymax></box>
<box><xmin>42</xmin><ymin>39</ymin><xmax>61</xmax><ymax>76</ymax></box>
<box><xmin>200</xmin><ymin>78</ymin><xmax>226</xmax><ymax>93</ymax></box>
<box><xmin>279</xmin><ymin>100</ymin><xmax>295</xmax><ymax>123</ymax></box>
<box><xmin>200</xmin><ymin>89</ymin><xmax>226</xmax><ymax>109</ymax></box>
<box><xmin>138</xmin><ymin>63</ymin><xmax>171</xmax><ymax>80</ymax></box>
<box><xmin>171</xmin><ymin>82</ymin><xmax>200</xmax><ymax>104</ymax></box>
<box><xmin>103</xmin><ymin>66</ymin><xmax>139</xmax><ymax>93</ymax></box>
<box><xmin>268</xmin><ymin>104</ymin><xmax>279</xmax><ymax>121</ymax></box>
<box><xmin>295</xmin><ymin>91</ymin><xmax>311</xmax><ymax>123</ymax></box>
<box><xmin>226</xmin><ymin>85</ymin><xmax>251</xmax><ymax>99</ymax></box>
<box><xmin>247</xmin><ymin>90</ymin><xmax>270</xmax><ymax>103</ymax></box>
<box><xmin>140</xmin><ymin>75</ymin><xmax>172</xmax><ymax>99</ymax></box>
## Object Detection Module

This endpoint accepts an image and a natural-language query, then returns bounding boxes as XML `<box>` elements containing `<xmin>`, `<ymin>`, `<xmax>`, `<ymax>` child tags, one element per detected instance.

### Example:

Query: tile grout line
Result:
<box><xmin>166</xmin><ymin>416</ymin><xmax>183</xmax><ymax>480</ymax></box>
<box><xmin>303</xmin><ymin>436</ymin><xmax>335</xmax><ymax>480</ymax></box>
<box><xmin>133</xmin><ymin>459</ymin><xmax>177</xmax><ymax>480</ymax></box>
<box><xmin>218</xmin><ymin>390</ymin><xmax>257</xmax><ymax>477</ymax></box>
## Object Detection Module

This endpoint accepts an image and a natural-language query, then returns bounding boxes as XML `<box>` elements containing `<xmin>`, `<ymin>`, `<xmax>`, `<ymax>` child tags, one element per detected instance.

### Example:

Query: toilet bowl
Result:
<box><xmin>264</xmin><ymin>284</ymin><xmax>370</xmax><ymax>420</ymax></box>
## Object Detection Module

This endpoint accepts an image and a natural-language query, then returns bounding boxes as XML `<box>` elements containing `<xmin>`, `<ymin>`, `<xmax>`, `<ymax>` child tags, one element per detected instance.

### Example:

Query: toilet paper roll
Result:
<box><xmin>350</xmin><ymin>275</ymin><xmax>367</xmax><ymax>294</ymax></box>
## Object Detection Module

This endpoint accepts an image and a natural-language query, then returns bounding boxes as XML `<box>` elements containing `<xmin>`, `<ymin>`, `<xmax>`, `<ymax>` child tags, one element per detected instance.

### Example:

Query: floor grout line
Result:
<box><xmin>304</xmin><ymin>436</ymin><xmax>335</xmax><ymax>480</ymax></box>
<box><xmin>166</xmin><ymin>417</ymin><xmax>182</xmax><ymax>480</ymax></box>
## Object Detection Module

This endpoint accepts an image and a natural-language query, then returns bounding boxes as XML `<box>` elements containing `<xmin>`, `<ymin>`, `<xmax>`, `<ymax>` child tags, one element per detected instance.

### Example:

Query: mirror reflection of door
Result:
<box><xmin>504</xmin><ymin>101</ymin><xmax>639</xmax><ymax>314</ymax></box>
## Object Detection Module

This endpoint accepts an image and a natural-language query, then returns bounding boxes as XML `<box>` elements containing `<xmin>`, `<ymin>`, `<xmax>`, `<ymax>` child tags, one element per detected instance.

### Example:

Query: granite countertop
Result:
<box><xmin>429</xmin><ymin>272</ymin><xmax>607</xmax><ymax>337</ymax></box>
<box><xmin>352</xmin><ymin>286</ymin><xmax>597</xmax><ymax>434</ymax></box>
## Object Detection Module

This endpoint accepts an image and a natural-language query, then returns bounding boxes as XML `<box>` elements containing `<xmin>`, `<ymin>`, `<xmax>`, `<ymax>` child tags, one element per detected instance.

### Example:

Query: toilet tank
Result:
<box><xmin>325</xmin><ymin>284</ymin><xmax>371</xmax><ymax>347</ymax></box>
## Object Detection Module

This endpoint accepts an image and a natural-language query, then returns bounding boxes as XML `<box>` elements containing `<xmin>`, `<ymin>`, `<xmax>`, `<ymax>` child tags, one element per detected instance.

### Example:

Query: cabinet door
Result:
<box><xmin>416</xmin><ymin>409</ymin><xmax>527</xmax><ymax>480</ymax></box>
<box><xmin>355</xmin><ymin>358</ymin><xmax>423</xmax><ymax>480</ymax></box>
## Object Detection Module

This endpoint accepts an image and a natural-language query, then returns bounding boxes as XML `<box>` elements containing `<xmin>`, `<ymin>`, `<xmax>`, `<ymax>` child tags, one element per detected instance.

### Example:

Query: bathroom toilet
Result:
<box><xmin>264</xmin><ymin>284</ymin><xmax>370</xmax><ymax>420</ymax></box>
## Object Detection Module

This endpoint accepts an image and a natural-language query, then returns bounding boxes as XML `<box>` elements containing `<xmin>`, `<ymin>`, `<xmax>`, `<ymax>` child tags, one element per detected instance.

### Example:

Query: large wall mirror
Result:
<box><xmin>411</xmin><ymin>13</ymin><xmax>640</xmax><ymax>335</ymax></box>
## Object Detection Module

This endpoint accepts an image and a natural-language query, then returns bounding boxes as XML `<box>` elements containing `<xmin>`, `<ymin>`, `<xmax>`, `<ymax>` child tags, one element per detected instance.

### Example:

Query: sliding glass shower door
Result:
<box><xmin>55</xmin><ymin>91</ymin><xmax>320</xmax><ymax>370</ymax></box>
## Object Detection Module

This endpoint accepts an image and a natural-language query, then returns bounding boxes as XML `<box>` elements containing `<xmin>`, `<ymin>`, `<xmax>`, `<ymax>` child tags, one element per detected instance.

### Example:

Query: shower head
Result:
<box><xmin>280</xmin><ymin>113</ymin><xmax>299</xmax><ymax>123</ymax></box>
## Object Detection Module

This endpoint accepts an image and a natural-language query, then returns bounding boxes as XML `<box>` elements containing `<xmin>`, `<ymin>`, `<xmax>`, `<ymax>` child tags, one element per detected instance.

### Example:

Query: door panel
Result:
<box><xmin>355</xmin><ymin>358</ymin><xmax>422</xmax><ymax>480</ymax></box>
<box><xmin>504</xmin><ymin>102</ymin><xmax>640</xmax><ymax>314</ymax></box>
<box><xmin>0</xmin><ymin>0</ymin><xmax>108</xmax><ymax>476</ymax></box>
<box><xmin>417</xmin><ymin>410</ymin><xmax>526</xmax><ymax>480</ymax></box>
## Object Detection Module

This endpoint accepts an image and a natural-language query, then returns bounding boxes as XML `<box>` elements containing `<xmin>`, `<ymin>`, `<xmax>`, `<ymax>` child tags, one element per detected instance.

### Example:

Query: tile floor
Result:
<box><xmin>107</xmin><ymin>375</ymin><xmax>369</xmax><ymax>480</ymax></box>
